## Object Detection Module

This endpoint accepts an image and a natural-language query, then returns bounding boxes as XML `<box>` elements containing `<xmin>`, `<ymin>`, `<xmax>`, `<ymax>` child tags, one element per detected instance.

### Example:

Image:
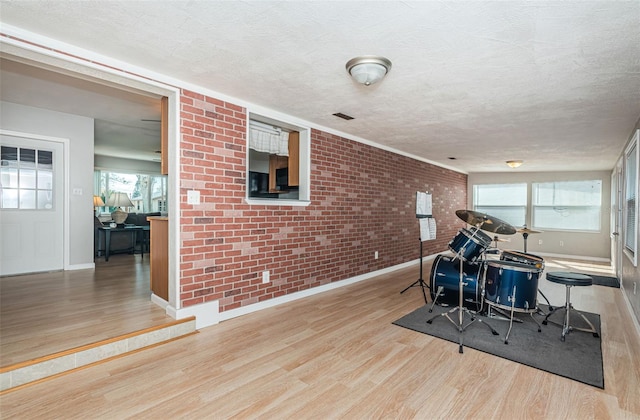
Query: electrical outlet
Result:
<box><xmin>262</xmin><ymin>270</ymin><xmax>270</xmax><ymax>284</ymax></box>
<box><xmin>187</xmin><ymin>190</ymin><xmax>200</xmax><ymax>205</ymax></box>
<box><xmin>559</xmin><ymin>240</ymin><xmax>564</xmax><ymax>247</ymax></box>
<box><xmin>538</xmin><ymin>239</ymin><xmax>543</xmax><ymax>245</ymax></box>
<box><xmin>374</xmin><ymin>251</ymin><xmax>379</xmax><ymax>259</ymax></box>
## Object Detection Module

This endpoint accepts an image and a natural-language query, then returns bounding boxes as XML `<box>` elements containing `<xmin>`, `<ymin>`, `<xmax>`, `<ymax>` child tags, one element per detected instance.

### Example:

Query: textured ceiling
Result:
<box><xmin>1</xmin><ymin>1</ymin><xmax>639</xmax><ymax>173</ymax></box>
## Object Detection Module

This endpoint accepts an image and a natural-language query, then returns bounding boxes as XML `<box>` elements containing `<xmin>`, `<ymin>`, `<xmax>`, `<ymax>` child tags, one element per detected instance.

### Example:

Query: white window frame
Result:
<box><xmin>245</xmin><ymin>112</ymin><xmax>311</xmax><ymax>207</ymax></box>
<box><xmin>94</xmin><ymin>170</ymin><xmax>168</xmax><ymax>215</ymax></box>
<box><xmin>472</xmin><ymin>183</ymin><xmax>527</xmax><ymax>227</ymax></box>
<box><xmin>0</xmin><ymin>145</ymin><xmax>55</xmax><ymax>210</ymax></box>
<box><xmin>531</xmin><ymin>180</ymin><xmax>602</xmax><ymax>233</ymax></box>
<box><xmin>623</xmin><ymin>129</ymin><xmax>639</xmax><ymax>266</ymax></box>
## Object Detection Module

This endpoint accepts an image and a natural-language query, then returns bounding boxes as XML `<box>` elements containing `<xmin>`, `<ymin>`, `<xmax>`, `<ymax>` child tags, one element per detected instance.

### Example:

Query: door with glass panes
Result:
<box><xmin>0</xmin><ymin>133</ymin><xmax>64</xmax><ymax>275</ymax></box>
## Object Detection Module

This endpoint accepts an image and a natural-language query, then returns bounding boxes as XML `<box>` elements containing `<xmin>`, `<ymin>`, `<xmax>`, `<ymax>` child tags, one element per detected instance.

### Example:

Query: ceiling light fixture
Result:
<box><xmin>346</xmin><ymin>56</ymin><xmax>392</xmax><ymax>86</ymax></box>
<box><xmin>506</xmin><ymin>160</ymin><xmax>523</xmax><ymax>168</ymax></box>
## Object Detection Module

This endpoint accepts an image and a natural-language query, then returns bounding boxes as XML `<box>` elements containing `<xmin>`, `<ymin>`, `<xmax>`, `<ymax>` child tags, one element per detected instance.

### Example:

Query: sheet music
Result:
<box><xmin>419</xmin><ymin>218</ymin><xmax>437</xmax><ymax>241</ymax></box>
<box><xmin>429</xmin><ymin>218</ymin><xmax>436</xmax><ymax>240</ymax></box>
<box><xmin>416</xmin><ymin>191</ymin><xmax>432</xmax><ymax>218</ymax></box>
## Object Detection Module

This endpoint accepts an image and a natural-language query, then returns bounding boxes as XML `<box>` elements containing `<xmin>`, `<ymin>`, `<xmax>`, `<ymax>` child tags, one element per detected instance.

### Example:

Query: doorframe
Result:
<box><xmin>611</xmin><ymin>157</ymin><xmax>623</xmax><ymax>280</ymax></box>
<box><xmin>1</xmin><ymin>30</ymin><xmax>181</xmax><ymax>311</ymax></box>
<box><xmin>0</xmin><ymin>129</ymin><xmax>69</xmax><ymax>271</ymax></box>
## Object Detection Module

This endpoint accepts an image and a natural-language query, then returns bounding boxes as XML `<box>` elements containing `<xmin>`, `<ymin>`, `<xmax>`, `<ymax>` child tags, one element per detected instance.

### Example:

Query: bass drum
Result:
<box><xmin>500</xmin><ymin>250</ymin><xmax>545</xmax><ymax>270</ymax></box>
<box><xmin>430</xmin><ymin>255</ymin><xmax>484</xmax><ymax>309</ymax></box>
<box><xmin>484</xmin><ymin>260</ymin><xmax>541</xmax><ymax>313</ymax></box>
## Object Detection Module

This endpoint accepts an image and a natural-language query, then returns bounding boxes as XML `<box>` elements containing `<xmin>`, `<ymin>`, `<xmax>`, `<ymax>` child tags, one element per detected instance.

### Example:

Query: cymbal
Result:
<box><xmin>517</xmin><ymin>227</ymin><xmax>542</xmax><ymax>234</ymax></box>
<box><xmin>455</xmin><ymin>209</ymin><xmax>517</xmax><ymax>235</ymax></box>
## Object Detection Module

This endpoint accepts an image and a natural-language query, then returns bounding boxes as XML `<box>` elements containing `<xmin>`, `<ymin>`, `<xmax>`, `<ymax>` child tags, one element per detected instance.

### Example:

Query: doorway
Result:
<box><xmin>0</xmin><ymin>44</ymin><xmax>179</xmax><ymax>367</ymax></box>
<box><xmin>611</xmin><ymin>159</ymin><xmax>623</xmax><ymax>280</ymax></box>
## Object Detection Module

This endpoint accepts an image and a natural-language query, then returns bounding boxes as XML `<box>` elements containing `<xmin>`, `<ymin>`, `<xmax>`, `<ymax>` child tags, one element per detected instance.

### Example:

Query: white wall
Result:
<box><xmin>619</xmin><ymin>121</ymin><xmax>640</xmax><ymax>326</ymax></box>
<box><xmin>94</xmin><ymin>155</ymin><xmax>161</xmax><ymax>174</ymax></box>
<box><xmin>468</xmin><ymin>171</ymin><xmax>611</xmax><ymax>260</ymax></box>
<box><xmin>1</xmin><ymin>101</ymin><xmax>95</xmax><ymax>268</ymax></box>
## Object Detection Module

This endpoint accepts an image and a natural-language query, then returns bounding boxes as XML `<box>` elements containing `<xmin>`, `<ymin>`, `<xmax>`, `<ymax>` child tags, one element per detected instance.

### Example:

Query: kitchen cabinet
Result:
<box><xmin>268</xmin><ymin>131</ymin><xmax>299</xmax><ymax>192</ymax></box>
<box><xmin>147</xmin><ymin>216</ymin><xmax>168</xmax><ymax>301</ymax></box>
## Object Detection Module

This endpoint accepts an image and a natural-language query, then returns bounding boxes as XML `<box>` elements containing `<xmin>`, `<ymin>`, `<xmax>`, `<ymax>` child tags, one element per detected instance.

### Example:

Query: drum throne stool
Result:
<box><xmin>542</xmin><ymin>272</ymin><xmax>600</xmax><ymax>341</ymax></box>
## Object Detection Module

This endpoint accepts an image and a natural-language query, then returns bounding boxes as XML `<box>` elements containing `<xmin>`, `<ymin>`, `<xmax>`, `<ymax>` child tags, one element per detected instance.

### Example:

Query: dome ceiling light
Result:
<box><xmin>346</xmin><ymin>56</ymin><xmax>392</xmax><ymax>86</ymax></box>
<box><xmin>506</xmin><ymin>160</ymin><xmax>524</xmax><ymax>168</ymax></box>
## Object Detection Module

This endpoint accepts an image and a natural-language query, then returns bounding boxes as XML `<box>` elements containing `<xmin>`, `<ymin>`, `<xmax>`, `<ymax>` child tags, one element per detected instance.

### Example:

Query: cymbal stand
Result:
<box><xmin>426</xmin><ymin>227</ymin><xmax>499</xmax><ymax>353</ymax></box>
<box><xmin>400</xmin><ymin>238</ymin><xmax>429</xmax><ymax>304</ymax></box>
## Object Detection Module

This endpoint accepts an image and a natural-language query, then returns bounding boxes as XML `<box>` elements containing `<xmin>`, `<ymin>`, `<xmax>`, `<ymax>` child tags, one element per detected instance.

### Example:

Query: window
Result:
<box><xmin>624</xmin><ymin>131</ymin><xmax>638</xmax><ymax>264</ymax></box>
<box><xmin>473</xmin><ymin>183</ymin><xmax>527</xmax><ymax>226</ymax></box>
<box><xmin>532</xmin><ymin>180</ymin><xmax>602</xmax><ymax>231</ymax></box>
<box><xmin>94</xmin><ymin>170</ymin><xmax>167</xmax><ymax>215</ymax></box>
<box><xmin>246</xmin><ymin>113</ymin><xmax>310</xmax><ymax>205</ymax></box>
<box><xmin>0</xmin><ymin>146</ymin><xmax>53</xmax><ymax>210</ymax></box>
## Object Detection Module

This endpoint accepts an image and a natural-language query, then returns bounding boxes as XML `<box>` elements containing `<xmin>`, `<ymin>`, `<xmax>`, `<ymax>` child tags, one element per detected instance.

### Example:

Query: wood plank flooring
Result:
<box><xmin>0</xmin><ymin>254</ymin><xmax>170</xmax><ymax>367</ymax></box>
<box><xmin>1</xmin><ymin>254</ymin><xmax>639</xmax><ymax>418</ymax></box>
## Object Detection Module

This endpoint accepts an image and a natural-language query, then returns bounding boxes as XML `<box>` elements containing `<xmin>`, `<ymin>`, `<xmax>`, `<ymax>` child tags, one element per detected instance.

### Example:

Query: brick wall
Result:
<box><xmin>179</xmin><ymin>89</ymin><xmax>467</xmax><ymax>312</ymax></box>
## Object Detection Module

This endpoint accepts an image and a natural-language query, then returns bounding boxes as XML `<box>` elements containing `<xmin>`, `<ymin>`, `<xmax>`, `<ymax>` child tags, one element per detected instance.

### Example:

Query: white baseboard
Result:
<box><xmin>536</xmin><ymin>252</ymin><xmax>611</xmax><ymax>264</ymax></box>
<box><xmin>216</xmin><ymin>254</ymin><xmax>441</xmax><ymax>325</ymax></box>
<box><xmin>67</xmin><ymin>262</ymin><xmax>95</xmax><ymax>271</ymax></box>
<box><xmin>620</xmin><ymin>284</ymin><xmax>640</xmax><ymax>339</ymax></box>
<box><xmin>164</xmin><ymin>252</ymin><xmax>442</xmax><ymax>330</ymax></box>
<box><xmin>151</xmin><ymin>293</ymin><xmax>169</xmax><ymax>309</ymax></box>
<box><xmin>167</xmin><ymin>299</ymin><xmax>220</xmax><ymax>330</ymax></box>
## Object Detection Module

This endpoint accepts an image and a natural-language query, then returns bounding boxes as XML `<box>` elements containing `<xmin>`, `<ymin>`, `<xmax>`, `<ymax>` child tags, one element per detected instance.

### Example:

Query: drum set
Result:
<box><xmin>426</xmin><ymin>210</ymin><xmax>547</xmax><ymax>351</ymax></box>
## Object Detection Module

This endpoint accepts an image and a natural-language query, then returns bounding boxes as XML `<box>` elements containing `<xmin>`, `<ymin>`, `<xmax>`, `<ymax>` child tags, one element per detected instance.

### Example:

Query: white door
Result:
<box><xmin>611</xmin><ymin>159</ymin><xmax>623</xmax><ymax>280</ymax></box>
<box><xmin>0</xmin><ymin>134</ymin><xmax>64</xmax><ymax>275</ymax></box>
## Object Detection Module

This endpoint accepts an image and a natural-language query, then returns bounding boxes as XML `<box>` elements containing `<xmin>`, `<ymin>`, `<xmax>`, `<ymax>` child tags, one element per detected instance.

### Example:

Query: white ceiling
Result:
<box><xmin>0</xmin><ymin>59</ymin><xmax>163</xmax><ymax>162</ymax></box>
<box><xmin>1</xmin><ymin>1</ymin><xmax>639</xmax><ymax>173</ymax></box>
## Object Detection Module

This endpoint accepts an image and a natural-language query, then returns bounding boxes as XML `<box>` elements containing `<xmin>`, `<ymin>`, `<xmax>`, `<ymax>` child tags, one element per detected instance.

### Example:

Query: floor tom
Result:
<box><xmin>484</xmin><ymin>260</ymin><xmax>541</xmax><ymax>313</ymax></box>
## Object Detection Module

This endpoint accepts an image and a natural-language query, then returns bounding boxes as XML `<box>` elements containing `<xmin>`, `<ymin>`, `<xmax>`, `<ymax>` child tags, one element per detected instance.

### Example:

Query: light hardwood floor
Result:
<box><xmin>1</xmin><ymin>254</ymin><xmax>639</xmax><ymax>419</ymax></box>
<box><xmin>0</xmin><ymin>254</ymin><xmax>171</xmax><ymax>367</ymax></box>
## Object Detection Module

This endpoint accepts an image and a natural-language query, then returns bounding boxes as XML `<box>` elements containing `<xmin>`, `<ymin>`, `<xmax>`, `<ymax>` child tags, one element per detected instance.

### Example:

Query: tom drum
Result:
<box><xmin>448</xmin><ymin>227</ymin><xmax>492</xmax><ymax>262</ymax></box>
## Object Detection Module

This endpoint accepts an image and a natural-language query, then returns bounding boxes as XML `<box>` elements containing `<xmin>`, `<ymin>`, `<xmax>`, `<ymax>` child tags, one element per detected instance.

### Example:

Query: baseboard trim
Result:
<box><xmin>216</xmin><ymin>254</ymin><xmax>441</xmax><ymax>325</ymax></box>
<box><xmin>151</xmin><ymin>293</ymin><xmax>169</xmax><ymax>309</ymax></box>
<box><xmin>67</xmin><ymin>262</ymin><xmax>95</xmax><ymax>271</ymax></box>
<box><xmin>621</xmin><ymin>285</ymin><xmax>640</xmax><ymax>339</ymax></box>
<box><xmin>168</xmin><ymin>300</ymin><xmax>220</xmax><ymax>330</ymax></box>
<box><xmin>536</xmin><ymin>252</ymin><xmax>611</xmax><ymax>264</ymax></box>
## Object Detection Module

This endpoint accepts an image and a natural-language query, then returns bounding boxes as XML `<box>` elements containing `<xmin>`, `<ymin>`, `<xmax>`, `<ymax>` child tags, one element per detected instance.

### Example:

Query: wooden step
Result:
<box><xmin>0</xmin><ymin>316</ymin><xmax>197</xmax><ymax>393</ymax></box>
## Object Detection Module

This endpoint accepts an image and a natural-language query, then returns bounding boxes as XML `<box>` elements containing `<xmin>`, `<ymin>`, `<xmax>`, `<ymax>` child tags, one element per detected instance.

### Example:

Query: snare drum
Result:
<box><xmin>448</xmin><ymin>227</ymin><xmax>492</xmax><ymax>262</ymax></box>
<box><xmin>484</xmin><ymin>260</ymin><xmax>541</xmax><ymax>313</ymax></box>
<box><xmin>430</xmin><ymin>255</ymin><xmax>484</xmax><ymax>309</ymax></box>
<box><xmin>500</xmin><ymin>250</ymin><xmax>545</xmax><ymax>270</ymax></box>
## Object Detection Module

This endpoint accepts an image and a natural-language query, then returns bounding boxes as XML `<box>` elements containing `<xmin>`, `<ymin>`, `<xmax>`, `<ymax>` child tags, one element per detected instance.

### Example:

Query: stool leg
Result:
<box><xmin>569</xmin><ymin>306</ymin><xmax>600</xmax><ymax>337</ymax></box>
<box><xmin>561</xmin><ymin>285</ymin><xmax>571</xmax><ymax>341</ymax></box>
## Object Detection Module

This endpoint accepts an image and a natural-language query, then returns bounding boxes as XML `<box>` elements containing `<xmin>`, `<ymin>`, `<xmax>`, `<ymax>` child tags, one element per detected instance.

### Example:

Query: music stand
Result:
<box><xmin>401</xmin><ymin>201</ymin><xmax>433</xmax><ymax>304</ymax></box>
<box><xmin>400</xmin><ymin>238</ymin><xmax>429</xmax><ymax>304</ymax></box>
